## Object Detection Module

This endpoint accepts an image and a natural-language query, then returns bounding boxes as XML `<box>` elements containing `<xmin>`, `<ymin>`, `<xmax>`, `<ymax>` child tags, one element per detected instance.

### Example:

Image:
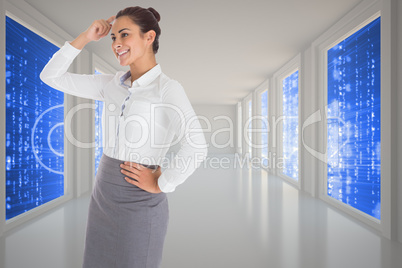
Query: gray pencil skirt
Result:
<box><xmin>82</xmin><ymin>153</ymin><xmax>169</xmax><ymax>268</ymax></box>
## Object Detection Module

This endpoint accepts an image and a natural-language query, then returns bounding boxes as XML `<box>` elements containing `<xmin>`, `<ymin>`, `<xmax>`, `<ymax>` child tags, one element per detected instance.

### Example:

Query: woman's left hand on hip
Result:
<box><xmin>120</xmin><ymin>162</ymin><xmax>162</xmax><ymax>193</ymax></box>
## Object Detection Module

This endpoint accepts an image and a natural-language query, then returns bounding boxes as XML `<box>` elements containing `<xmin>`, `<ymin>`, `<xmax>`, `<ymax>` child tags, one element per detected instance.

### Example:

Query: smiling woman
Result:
<box><xmin>110</xmin><ymin>16</ymin><xmax>156</xmax><ymax>72</ymax></box>
<box><xmin>39</xmin><ymin>5</ymin><xmax>208</xmax><ymax>268</ymax></box>
<box><xmin>114</xmin><ymin>7</ymin><xmax>161</xmax><ymax>54</ymax></box>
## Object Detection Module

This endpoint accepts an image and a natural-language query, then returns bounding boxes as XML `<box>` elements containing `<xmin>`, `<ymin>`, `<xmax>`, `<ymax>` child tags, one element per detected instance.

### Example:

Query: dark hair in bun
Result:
<box><xmin>116</xmin><ymin>6</ymin><xmax>161</xmax><ymax>54</ymax></box>
<box><xmin>147</xmin><ymin>7</ymin><xmax>160</xmax><ymax>22</ymax></box>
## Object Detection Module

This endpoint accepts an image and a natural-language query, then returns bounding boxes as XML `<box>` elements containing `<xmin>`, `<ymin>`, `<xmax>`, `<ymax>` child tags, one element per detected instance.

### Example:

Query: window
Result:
<box><xmin>326</xmin><ymin>16</ymin><xmax>381</xmax><ymax>220</ymax></box>
<box><xmin>5</xmin><ymin>16</ymin><xmax>64</xmax><ymax>220</ymax></box>
<box><xmin>92</xmin><ymin>56</ymin><xmax>116</xmax><ymax>179</ymax></box>
<box><xmin>248</xmin><ymin>100</ymin><xmax>252</xmax><ymax>157</ymax></box>
<box><xmin>237</xmin><ymin>102</ymin><xmax>242</xmax><ymax>155</ymax></box>
<box><xmin>94</xmin><ymin>70</ymin><xmax>103</xmax><ymax>176</ymax></box>
<box><xmin>282</xmin><ymin>70</ymin><xmax>299</xmax><ymax>180</ymax></box>
<box><xmin>260</xmin><ymin>90</ymin><xmax>268</xmax><ymax>166</ymax></box>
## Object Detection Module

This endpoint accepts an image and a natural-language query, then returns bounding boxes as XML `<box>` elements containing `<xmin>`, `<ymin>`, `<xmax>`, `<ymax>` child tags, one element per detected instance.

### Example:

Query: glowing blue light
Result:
<box><xmin>5</xmin><ymin>16</ymin><xmax>64</xmax><ymax>220</ymax></box>
<box><xmin>327</xmin><ymin>17</ymin><xmax>381</xmax><ymax>219</ymax></box>
<box><xmin>282</xmin><ymin>70</ymin><xmax>299</xmax><ymax>180</ymax></box>
<box><xmin>261</xmin><ymin>90</ymin><xmax>268</xmax><ymax>166</ymax></box>
<box><xmin>94</xmin><ymin>70</ymin><xmax>104</xmax><ymax>176</ymax></box>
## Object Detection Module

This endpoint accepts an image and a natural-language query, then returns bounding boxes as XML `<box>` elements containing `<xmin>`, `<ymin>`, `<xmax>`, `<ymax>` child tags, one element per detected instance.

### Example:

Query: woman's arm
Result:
<box><xmin>157</xmin><ymin>81</ymin><xmax>208</xmax><ymax>192</ymax></box>
<box><xmin>120</xmin><ymin>81</ymin><xmax>208</xmax><ymax>193</ymax></box>
<box><xmin>40</xmin><ymin>16</ymin><xmax>115</xmax><ymax>101</ymax></box>
<box><xmin>70</xmin><ymin>16</ymin><xmax>115</xmax><ymax>50</ymax></box>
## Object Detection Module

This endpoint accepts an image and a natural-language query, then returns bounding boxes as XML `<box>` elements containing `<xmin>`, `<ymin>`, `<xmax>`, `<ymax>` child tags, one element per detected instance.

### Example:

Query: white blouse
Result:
<box><xmin>40</xmin><ymin>41</ymin><xmax>208</xmax><ymax>193</ymax></box>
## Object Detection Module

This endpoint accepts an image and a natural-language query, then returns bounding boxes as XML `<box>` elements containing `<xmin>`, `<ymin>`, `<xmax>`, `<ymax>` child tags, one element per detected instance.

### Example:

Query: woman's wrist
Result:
<box><xmin>155</xmin><ymin>182</ymin><xmax>162</xmax><ymax>193</ymax></box>
<box><xmin>70</xmin><ymin>33</ymin><xmax>91</xmax><ymax>50</ymax></box>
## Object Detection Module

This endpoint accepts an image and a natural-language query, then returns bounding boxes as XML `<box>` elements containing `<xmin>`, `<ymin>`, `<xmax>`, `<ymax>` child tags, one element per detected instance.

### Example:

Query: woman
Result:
<box><xmin>40</xmin><ymin>6</ymin><xmax>208</xmax><ymax>268</ymax></box>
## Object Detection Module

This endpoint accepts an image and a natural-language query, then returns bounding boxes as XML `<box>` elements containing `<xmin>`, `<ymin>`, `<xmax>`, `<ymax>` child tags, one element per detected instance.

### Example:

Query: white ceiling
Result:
<box><xmin>24</xmin><ymin>0</ymin><xmax>362</xmax><ymax>105</ymax></box>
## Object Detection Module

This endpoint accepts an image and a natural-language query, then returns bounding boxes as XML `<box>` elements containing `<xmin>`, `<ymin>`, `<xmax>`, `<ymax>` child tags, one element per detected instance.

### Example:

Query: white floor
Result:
<box><xmin>1</xmin><ymin>163</ymin><xmax>402</xmax><ymax>268</ymax></box>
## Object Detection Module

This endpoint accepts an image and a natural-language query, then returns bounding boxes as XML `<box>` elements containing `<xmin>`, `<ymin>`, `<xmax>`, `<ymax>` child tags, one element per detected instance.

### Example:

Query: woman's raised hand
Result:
<box><xmin>84</xmin><ymin>16</ymin><xmax>116</xmax><ymax>41</ymax></box>
<box><xmin>70</xmin><ymin>16</ymin><xmax>115</xmax><ymax>50</ymax></box>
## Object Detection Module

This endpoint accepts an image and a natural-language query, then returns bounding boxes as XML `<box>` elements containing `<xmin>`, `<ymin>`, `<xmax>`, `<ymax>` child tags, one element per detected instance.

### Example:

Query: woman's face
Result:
<box><xmin>110</xmin><ymin>16</ymin><xmax>151</xmax><ymax>66</ymax></box>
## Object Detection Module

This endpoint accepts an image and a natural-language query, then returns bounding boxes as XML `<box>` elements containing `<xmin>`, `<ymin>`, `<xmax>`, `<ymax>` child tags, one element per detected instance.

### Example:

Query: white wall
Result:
<box><xmin>299</xmin><ymin>46</ymin><xmax>319</xmax><ymax>196</ymax></box>
<box><xmin>241</xmin><ymin>0</ymin><xmax>401</xmax><ymax>243</ymax></box>
<box><xmin>1</xmin><ymin>0</ymin><xmax>401</xmax><ymax>245</ymax></box>
<box><xmin>3</xmin><ymin>0</ymin><xmax>94</xmax><ymax>198</ymax></box>
<box><xmin>0</xmin><ymin>0</ymin><xmax>95</xmax><ymax>235</ymax></box>
<box><xmin>169</xmin><ymin>105</ymin><xmax>237</xmax><ymax>156</ymax></box>
<box><xmin>395</xmin><ymin>0</ymin><xmax>402</xmax><ymax>244</ymax></box>
<box><xmin>303</xmin><ymin>0</ymin><xmax>400</xmax><ymax>242</ymax></box>
<box><xmin>70</xmin><ymin>50</ymin><xmax>94</xmax><ymax>196</ymax></box>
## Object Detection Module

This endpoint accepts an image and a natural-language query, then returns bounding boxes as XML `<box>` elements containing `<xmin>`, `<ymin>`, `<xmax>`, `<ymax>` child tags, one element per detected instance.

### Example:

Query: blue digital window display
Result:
<box><xmin>5</xmin><ymin>16</ymin><xmax>64</xmax><ymax>220</ymax></box>
<box><xmin>282</xmin><ymin>70</ymin><xmax>299</xmax><ymax>180</ymax></box>
<box><xmin>94</xmin><ymin>70</ymin><xmax>103</xmax><ymax>175</ymax></box>
<box><xmin>261</xmin><ymin>90</ymin><xmax>268</xmax><ymax>166</ymax></box>
<box><xmin>327</xmin><ymin>17</ymin><xmax>381</xmax><ymax>219</ymax></box>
